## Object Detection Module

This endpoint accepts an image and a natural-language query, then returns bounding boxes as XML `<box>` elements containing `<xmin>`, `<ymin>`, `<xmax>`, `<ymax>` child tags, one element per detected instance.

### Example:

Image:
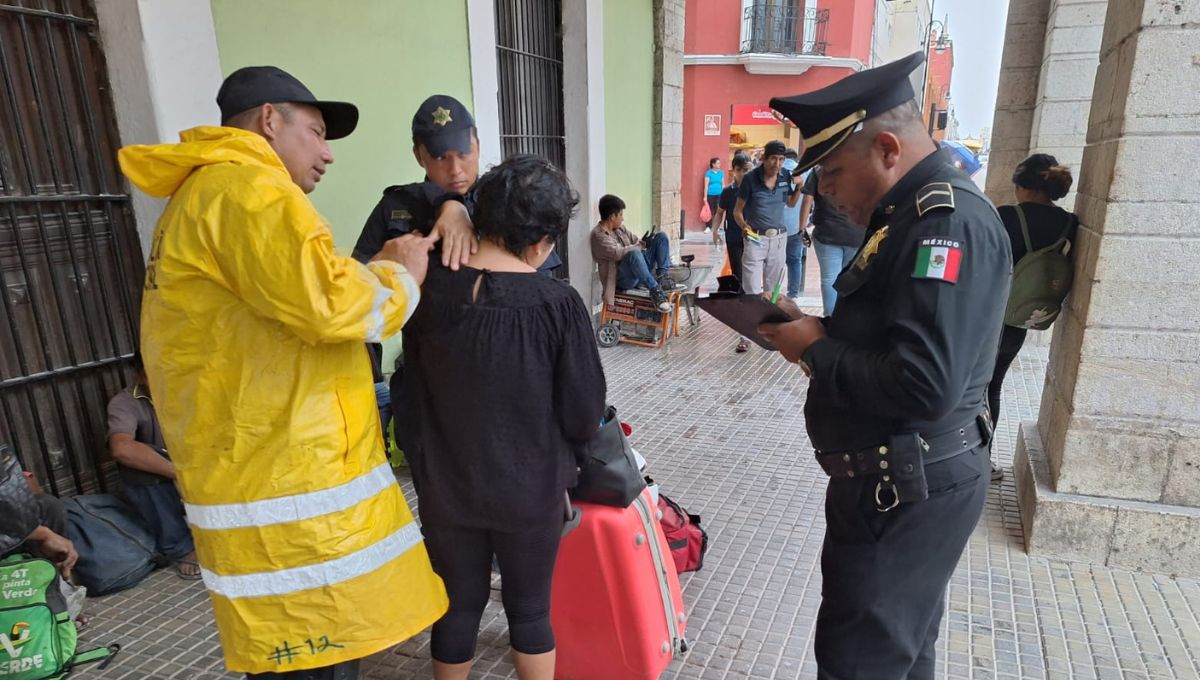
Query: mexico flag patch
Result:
<box><xmin>912</xmin><ymin>238</ymin><xmax>962</xmax><ymax>283</ymax></box>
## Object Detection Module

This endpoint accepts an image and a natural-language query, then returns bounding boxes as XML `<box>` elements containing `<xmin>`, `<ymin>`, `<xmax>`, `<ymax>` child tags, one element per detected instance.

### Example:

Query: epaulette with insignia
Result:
<box><xmin>915</xmin><ymin>182</ymin><xmax>955</xmax><ymax>217</ymax></box>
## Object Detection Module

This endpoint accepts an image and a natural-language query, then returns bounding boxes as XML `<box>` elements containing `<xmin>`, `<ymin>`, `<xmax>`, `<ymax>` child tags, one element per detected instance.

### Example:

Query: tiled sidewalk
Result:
<box><xmin>77</xmin><ymin>262</ymin><xmax>1200</xmax><ymax>679</ymax></box>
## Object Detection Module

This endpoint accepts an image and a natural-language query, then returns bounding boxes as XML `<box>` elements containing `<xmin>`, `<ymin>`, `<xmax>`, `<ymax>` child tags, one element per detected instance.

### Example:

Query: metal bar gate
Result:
<box><xmin>494</xmin><ymin>0</ymin><xmax>569</xmax><ymax>278</ymax></box>
<box><xmin>0</xmin><ymin>0</ymin><xmax>144</xmax><ymax>496</ymax></box>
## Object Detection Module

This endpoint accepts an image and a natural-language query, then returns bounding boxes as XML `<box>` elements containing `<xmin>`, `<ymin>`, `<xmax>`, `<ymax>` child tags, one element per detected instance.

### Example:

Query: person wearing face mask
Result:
<box><xmin>119</xmin><ymin>66</ymin><xmax>448</xmax><ymax>679</ymax></box>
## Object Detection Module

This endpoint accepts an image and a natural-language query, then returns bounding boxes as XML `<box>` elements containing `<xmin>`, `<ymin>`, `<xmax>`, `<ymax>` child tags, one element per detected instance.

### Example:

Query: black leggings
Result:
<box><xmin>988</xmin><ymin>325</ymin><xmax>1028</xmax><ymax>427</ymax></box>
<box><xmin>423</xmin><ymin>519</ymin><xmax>564</xmax><ymax>664</ymax></box>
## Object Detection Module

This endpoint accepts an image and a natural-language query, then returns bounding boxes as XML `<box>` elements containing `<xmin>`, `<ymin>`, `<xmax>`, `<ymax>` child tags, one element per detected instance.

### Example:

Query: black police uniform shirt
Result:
<box><xmin>801</xmin><ymin>148</ymin><xmax>1013</xmax><ymax>453</ymax></box>
<box><xmin>352</xmin><ymin>181</ymin><xmax>563</xmax><ymax>271</ymax></box>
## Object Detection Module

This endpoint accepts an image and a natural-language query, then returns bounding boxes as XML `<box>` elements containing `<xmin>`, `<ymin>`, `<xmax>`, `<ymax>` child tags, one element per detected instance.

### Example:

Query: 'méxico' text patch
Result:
<box><xmin>912</xmin><ymin>238</ymin><xmax>962</xmax><ymax>283</ymax></box>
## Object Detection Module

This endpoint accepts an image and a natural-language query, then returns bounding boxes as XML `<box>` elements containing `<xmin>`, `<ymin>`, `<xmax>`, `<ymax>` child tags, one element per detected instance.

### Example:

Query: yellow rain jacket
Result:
<box><xmin>118</xmin><ymin>127</ymin><xmax>447</xmax><ymax>674</ymax></box>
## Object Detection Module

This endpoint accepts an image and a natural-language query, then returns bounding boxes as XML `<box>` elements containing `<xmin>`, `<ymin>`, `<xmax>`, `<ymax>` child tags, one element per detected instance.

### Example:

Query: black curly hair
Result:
<box><xmin>473</xmin><ymin>154</ymin><xmax>580</xmax><ymax>257</ymax></box>
<box><xmin>598</xmin><ymin>194</ymin><xmax>626</xmax><ymax>222</ymax></box>
<box><xmin>1012</xmin><ymin>153</ymin><xmax>1073</xmax><ymax>201</ymax></box>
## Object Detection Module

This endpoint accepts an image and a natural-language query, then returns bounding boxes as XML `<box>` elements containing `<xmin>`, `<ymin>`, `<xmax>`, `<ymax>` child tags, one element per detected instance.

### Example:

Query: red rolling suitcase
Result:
<box><xmin>551</xmin><ymin>489</ymin><xmax>689</xmax><ymax>680</ymax></box>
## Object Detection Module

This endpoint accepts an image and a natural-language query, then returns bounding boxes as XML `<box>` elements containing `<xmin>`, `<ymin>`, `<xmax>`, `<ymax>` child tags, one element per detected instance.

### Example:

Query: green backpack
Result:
<box><xmin>0</xmin><ymin>555</ymin><xmax>116</xmax><ymax>679</ymax></box>
<box><xmin>1003</xmin><ymin>205</ymin><xmax>1075</xmax><ymax>330</ymax></box>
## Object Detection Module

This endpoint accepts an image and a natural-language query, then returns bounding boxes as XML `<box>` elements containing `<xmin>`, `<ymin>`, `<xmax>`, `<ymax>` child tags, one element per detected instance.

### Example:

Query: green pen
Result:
<box><xmin>770</xmin><ymin>267</ymin><xmax>786</xmax><ymax>304</ymax></box>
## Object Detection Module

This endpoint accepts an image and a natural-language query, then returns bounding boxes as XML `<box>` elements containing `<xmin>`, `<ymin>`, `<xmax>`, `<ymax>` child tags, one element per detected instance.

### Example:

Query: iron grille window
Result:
<box><xmin>0</xmin><ymin>0</ymin><xmax>144</xmax><ymax>495</ymax></box>
<box><xmin>494</xmin><ymin>0</ymin><xmax>568</xmax><ymax>276</ymax></box>
<box><xmin>741</xmin><ymin>1</ymin><xmax>830</xmax><ymax>56</ymax></box>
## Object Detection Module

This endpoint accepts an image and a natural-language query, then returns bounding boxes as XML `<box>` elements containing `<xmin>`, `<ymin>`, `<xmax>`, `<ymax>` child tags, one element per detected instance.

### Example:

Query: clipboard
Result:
<box><xmin>695</xmin><ymin>293</ymin><xmax>794</xmax><ymax>349</ymax></box>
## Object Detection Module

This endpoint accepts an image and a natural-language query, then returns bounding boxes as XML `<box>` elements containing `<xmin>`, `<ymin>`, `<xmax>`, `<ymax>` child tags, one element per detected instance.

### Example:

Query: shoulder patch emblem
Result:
<box><xmin>390</xmin><ymin>209</ymin><xmax>413</xmax><ymax>221</ymax></box>
<box><xmin>853</xmin><ymin>225</ymin><xmax>889</xmax><ymax>270</ymax></box>
<box><xmin>912</xmin><ymin>237</ymin><xmax>962</xmax><ymax>283</ymax></box>
<box><xmin>916</xmin><ymin>182</ymin><xmax>955</xmax><ymax>216</ymax></box>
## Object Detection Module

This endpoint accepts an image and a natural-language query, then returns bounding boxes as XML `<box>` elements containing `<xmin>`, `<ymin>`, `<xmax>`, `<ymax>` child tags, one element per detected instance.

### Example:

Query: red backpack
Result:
<box><xmin>657</xmin><ymin>492</ymin><xmax>708</xmax><ymax>574</ymax></box>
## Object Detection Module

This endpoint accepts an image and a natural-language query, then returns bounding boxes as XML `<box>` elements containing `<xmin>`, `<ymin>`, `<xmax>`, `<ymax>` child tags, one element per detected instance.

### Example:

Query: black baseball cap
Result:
<box><xmin>217</xmin><ymin>66</ymin><xmax>359</xmax><ymax>140</ymax></box>
<box><xmin>411</xmin><ymin>95</ymin><xmax>476</xmax><ymax>156</ymax></box>
<box><xmin>763</xmin><ymin>140</ymin><xmax>788</xmax><ymax>158</ymax></box>
<box><xmin>770</xmin><ymin>51</ymin><xmax>925</xmax><ymax>172</ymax></box>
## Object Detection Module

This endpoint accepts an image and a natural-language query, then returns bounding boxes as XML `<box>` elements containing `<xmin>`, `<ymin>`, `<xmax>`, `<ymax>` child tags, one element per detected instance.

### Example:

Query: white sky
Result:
<box><xmin>936</xmin><ymin>0</ymin><xmax>1011</xmax><ymax>138</ymax></box>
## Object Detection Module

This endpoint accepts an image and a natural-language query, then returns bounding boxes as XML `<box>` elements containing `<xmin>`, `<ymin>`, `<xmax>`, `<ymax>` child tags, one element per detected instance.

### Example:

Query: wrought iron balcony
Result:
<box><xmin>741</xmin><ymin>2</ymin><xmax>830</xmax><ymax>56</ymax></box>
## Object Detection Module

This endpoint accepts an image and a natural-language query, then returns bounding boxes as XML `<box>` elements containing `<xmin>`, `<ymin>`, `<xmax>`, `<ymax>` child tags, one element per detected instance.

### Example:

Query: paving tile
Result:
<box><xmin>73</xmin><ymin>242</ymin><xmax>1200</xmax><ymax>679</ymax></box>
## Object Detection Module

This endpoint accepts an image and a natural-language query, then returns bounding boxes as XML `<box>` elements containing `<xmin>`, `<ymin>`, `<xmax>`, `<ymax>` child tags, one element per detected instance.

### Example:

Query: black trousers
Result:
<box><xmin>246</xmin><ymin>660</ymin><xmax>359</xmax><ymax>679</ymax></box>
<box><xmin>724</xmin><ymin>226</ymin><xmax>744</xmax><ymax>286</ymax></box>
<box><xmin>988</xmin><ymin>325</ymin><xmax>1028</xmax><ymax>427</ymax></box>
<box><xmin>814</xmin><ymin>446</ymin><xmax>989</xmax><ymax>680</ymax></box>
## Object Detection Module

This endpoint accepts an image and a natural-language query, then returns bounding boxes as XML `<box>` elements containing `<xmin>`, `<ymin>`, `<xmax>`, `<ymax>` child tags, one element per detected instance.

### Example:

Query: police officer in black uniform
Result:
<box><xmin>760</xmin><ymin>52</ymin><xmax>1012</xmax><ymax>679</ymax></box>
<box><xmin>353</xmin><ymin>94</ymin><xmax>561</xmax><ymax>273</ymax></box>
<box><xmin>354</xmin><ymin>95</ymin><xmax>563</xmax><ymax>437</ymax></box>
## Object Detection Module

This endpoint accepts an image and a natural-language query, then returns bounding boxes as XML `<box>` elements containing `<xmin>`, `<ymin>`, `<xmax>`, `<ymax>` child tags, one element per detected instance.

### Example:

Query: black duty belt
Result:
<box><xmin>815</xmin><ymin>425</ymin><xmax>984</xmax><ymax>480</ymax></box>
<box><xmin>814</xmin><ymin>410</ymin><xmax>994</xmax><ymax>511</ymax></box>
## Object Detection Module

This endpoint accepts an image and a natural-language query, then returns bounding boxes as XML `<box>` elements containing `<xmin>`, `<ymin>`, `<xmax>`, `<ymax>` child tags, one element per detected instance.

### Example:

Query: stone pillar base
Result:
<box><xmin>1015</xmin><ymin>421</ymin><xmax>1200</xmax><ymax>575</ymax></box>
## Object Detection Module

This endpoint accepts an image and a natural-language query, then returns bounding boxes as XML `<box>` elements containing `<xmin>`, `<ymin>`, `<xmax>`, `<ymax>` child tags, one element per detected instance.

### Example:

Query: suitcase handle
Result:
<box><xmin>562</xmin><ymin>506</ymin><xmax>583</xmax><ymax>537</ymax></box>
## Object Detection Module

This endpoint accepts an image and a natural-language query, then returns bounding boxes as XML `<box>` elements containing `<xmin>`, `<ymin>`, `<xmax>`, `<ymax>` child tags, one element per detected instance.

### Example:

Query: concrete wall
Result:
<box><xmin>1028</xmin><ymin>0</ymin><xmax>1107</xmax><ymax>208</ymax></box>
<box><xmin>985</xmin><ymin>0</ymin><xmax>1051</xmax><ymax>206</ymax></box>
<box><xmin>680</xmin><ymin>0</ymin><xmax>874</xmax><ymax>232</ymax></box>
<box><xmin>96</xmin><ymin>0</ymin><xmax>224</xmax><ymax>259</ymax></box>
<box><xmin>209</xmin><ymin>0</ymin><xmax>474</xmax><ymax>251</ymax></box>
<box><xmin>886</xmin><ymin>0</ymin><xmax>933</xmax><ymax>103</ymax></box>
<box><xmin>603</xmin><ymin>0</ymin><xmax>656</xmax><ymax>234</ymax></box>
<box><xmin>653</xmin><ymin>0</ymin><xmax>686</xmax><ymax>238</ymax></box>
<box><xmin>1014</xmin><ymin>0</ymin><xmax>1200</xmax><ymax>575</ymax></box>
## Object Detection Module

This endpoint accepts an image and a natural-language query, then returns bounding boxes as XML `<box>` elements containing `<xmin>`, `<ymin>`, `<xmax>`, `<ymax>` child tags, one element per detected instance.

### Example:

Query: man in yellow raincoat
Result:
<box><xmin>118</xmin><ymin>66</ymin><xmax>448</xmax><ymax>679</ymax></box>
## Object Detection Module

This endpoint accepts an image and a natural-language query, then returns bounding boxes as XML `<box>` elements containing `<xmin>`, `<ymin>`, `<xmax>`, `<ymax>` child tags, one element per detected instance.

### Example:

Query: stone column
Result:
<box><xmin>985</xmin><ymin>0</ymin><xmax>1051</xmax><ymax>206</ymax></box>
<box><xmin>1015</xmin><ymin>0</ymin><xmax>1200</xmax><ymax>575</ymax></box>
<box><xmin>653</xmin><ymin>0</ymin><xmax>685</xmax><ymax>246</ymax></box>
<box><xmin>1028</xmin><ymin>0</ymin><xmax>1107</xmax><ymax>208</ymax></box>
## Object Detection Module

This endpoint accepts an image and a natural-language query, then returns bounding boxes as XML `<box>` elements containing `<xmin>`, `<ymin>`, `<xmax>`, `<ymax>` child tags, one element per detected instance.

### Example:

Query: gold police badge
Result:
<box><xmin>854</xmin><ymin>225</ymin><xmax>889</xmax><ymax>270</ymax></box>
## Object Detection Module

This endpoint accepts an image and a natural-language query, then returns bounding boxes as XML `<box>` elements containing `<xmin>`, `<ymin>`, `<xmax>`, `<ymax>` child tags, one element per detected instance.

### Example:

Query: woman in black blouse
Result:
<box><xmin>989</xmin><ymin>154</ymin><xmax>1076</xmax><ymax>479</ymax></box>
<box><xmin>397</xmin><ymin>154</ymin><xmax>606</xmax><ymax>680</ymax></box>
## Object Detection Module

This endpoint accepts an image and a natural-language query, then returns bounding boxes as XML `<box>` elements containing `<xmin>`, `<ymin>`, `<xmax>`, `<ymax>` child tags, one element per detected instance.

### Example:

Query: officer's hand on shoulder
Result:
<box><xmin>432</xmin><ymin>201</ymin><xmax>476</xmax><ymax>271</ymax></box>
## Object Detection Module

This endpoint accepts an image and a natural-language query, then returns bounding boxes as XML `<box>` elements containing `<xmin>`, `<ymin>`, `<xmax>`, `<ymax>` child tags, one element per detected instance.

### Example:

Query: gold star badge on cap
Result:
<box><xmin>432</xmin><ymin>106</ymin><xmax>453</xmax><ymax>127</ymax></box>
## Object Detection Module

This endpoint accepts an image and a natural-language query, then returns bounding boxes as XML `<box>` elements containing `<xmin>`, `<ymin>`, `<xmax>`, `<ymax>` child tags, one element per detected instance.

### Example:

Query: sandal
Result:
<box><xmin>174</xmin><ymin>559</ymin><xmax>203</xmax><ymax>581</ymax></box>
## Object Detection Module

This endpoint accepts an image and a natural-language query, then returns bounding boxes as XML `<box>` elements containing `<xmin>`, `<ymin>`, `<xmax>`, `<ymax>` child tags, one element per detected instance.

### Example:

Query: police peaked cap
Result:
<box><xmin>770</xmin><ymin>51</ymin><xmax>925</xmax><ymax>173</ymax></box>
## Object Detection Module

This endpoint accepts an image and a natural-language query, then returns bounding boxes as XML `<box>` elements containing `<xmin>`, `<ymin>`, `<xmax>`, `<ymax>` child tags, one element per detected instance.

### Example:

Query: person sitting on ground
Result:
<box><xmin>397</xmin><ymin>154</ymin><xmax>607</xmax><ymax>680</ymax></box>
<box><xmin>0</xmin><ymin>447</ymin><xmax>77</xmax><ymax>579</ymax></box>
<box><xmin>590</xmin><ymin>193</ymin><xmax>681</xmax><ymax>313</ymax></box>
<box><xmin>107</xmin><ymin>352</ymin><xmax>199</xmax><ymax>580</ymax></box>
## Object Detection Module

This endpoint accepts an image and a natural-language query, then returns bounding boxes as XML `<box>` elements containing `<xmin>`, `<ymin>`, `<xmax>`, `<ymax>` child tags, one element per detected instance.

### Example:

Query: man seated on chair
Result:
<box><xmin>107</xmin><ymin>353</ymin><xmax>199</xmax><ymax>581</ymax></box>
<box><xmin>590</xmin><ymin>194</ymin><xmax>682</xmax><ymax>313</ymax></box>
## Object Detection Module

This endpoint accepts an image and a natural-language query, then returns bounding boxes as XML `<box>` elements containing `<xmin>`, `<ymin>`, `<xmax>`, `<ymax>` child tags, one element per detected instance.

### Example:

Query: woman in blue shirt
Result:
<box><xmin>702</xmin><ymin>157</ymin><xmax>724</xmax><ymax>232</ymax></box>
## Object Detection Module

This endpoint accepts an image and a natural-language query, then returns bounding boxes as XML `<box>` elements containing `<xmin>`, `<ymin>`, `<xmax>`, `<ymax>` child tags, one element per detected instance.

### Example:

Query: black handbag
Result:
<box><xmin>569</xmin><ymin>406</ymin><xmax>646</xmax><ymax>508</ymax></box>
<box><xmin>0</xmin><ymin>444</ymin><xmax>40</xmax><ymax>555</ymax></box>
